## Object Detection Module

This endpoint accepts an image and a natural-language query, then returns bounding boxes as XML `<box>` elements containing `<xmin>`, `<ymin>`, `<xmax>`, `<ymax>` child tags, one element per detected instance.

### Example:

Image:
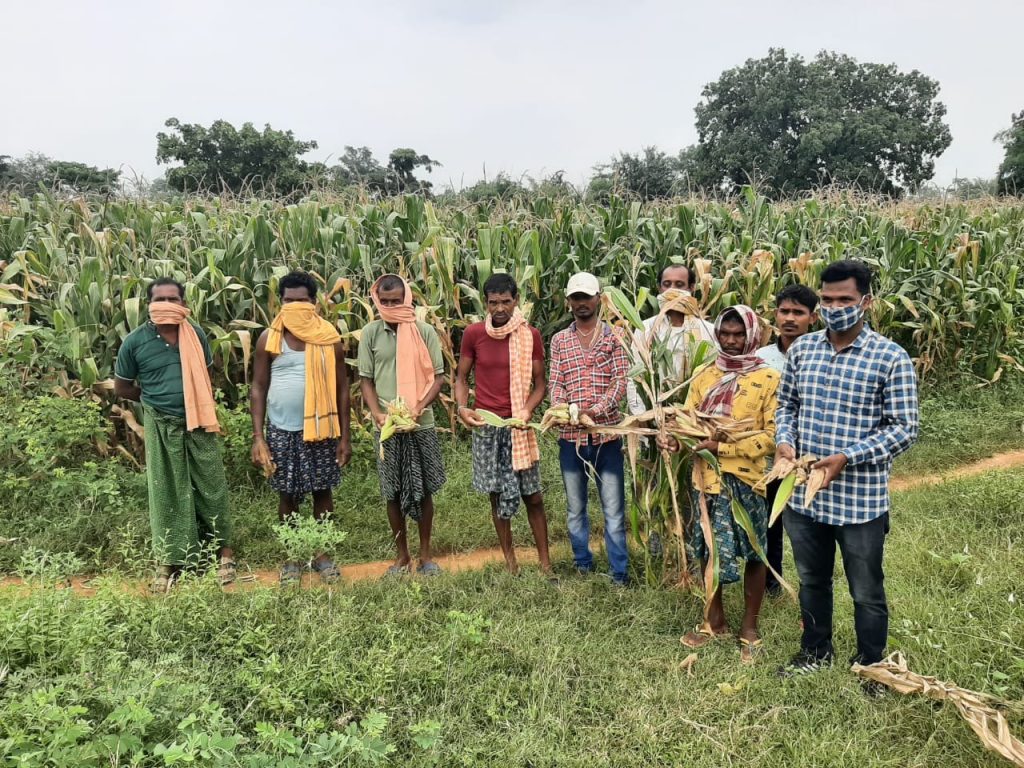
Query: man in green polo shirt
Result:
<box><xmin>359</xmin><ymin>274</ymin><xmax>446</xmax><ymax>576</ymax></box>
<box><xmin>114</xmin><ymin>277</ymin><xmax>234</xmax><ymax>593</ymax></box>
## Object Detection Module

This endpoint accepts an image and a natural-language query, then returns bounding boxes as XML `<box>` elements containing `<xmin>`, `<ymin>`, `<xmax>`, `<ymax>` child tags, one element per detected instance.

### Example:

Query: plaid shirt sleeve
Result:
<box><xmin>590</xmin><ymin>335</ymin><xmax>629</xmax><ymax>419</ymax></box>
<box><xmin>841</xmin><ymin>350</ymin><xmax>919</xmax><ymax>466</ymax></box>
<box><xmin>774</xmin><ymin>347</ymin><xmax>799</xmax><ymax>449</ymax></box>
<box><xmin>548</xmin><ymin>332</ymin><xmax>566</xmax><ymax>405</ymax></box>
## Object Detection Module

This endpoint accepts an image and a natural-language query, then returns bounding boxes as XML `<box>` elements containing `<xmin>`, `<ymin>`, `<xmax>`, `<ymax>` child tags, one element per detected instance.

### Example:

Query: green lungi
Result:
<box><xmin>143</xmin><ymin>405</ymin><xmax>231</xmax><ymax>565</ymax></box>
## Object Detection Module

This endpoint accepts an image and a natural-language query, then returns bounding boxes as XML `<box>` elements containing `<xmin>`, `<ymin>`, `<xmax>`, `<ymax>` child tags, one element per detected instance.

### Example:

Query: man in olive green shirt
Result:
<box><xmin>114</xmin><ymin>277</ymin><xmax>233</xmax><ymax>592</ymax></box>
<box><xmin>358</xmin><ymin>275</ymin><xmax>446</xmax><ymax>575</ymax></box>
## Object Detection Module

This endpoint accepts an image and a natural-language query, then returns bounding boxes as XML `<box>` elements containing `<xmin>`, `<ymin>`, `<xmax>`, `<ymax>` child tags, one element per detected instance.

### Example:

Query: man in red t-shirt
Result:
<box><xmin>455</xmin><ymin>273</ymin><xmax>552</xmax><ymax>575</ymax></box>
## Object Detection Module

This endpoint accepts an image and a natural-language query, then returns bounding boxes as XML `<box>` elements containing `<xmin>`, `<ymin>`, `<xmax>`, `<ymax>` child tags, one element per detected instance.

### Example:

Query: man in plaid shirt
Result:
<box><xmin>775</xmin><ymin>259</ymin><xmax>919</xmax><ymax>691</ymax></box>
<box><xmin>549</xmin><ymin>272</ymin><xmax>630</xmax><ymax>585</ymax></box>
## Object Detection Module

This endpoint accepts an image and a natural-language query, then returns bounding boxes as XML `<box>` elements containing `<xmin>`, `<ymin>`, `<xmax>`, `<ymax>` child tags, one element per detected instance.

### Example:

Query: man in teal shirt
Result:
<box><xmin>114</xmin><ymin>277</ymin><xmax>233</xmax><ymax>592</ymax></box>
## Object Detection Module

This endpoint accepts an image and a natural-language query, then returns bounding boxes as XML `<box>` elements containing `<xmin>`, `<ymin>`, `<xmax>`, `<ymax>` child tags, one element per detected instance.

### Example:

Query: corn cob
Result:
<box><xmin>378</xmin><ymin>397</ymin><xmax>418</xmax><ymax>459</ymax></box>
<box><xmin>474</xmin><ymin>408</ymin><xmax>527</xmax><ymax>429</ymax></box>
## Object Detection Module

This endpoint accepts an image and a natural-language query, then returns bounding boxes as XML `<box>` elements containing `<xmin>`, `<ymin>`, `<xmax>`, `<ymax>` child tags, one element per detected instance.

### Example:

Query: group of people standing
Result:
<box><xmin>113</xmin><ymin>256</ymin><xmax>918</xmax><ymax>686</ymax></box>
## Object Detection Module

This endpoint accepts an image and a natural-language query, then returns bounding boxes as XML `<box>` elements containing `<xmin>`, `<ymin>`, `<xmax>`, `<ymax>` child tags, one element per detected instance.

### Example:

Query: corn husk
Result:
<box><xmin>379</xmin><ymin>397</ymin><xmax>417</xmax><ymax>458</ymax></box>
<box><xmin>754</xmin><ymin>455</ymin><xmax>825</xmax><ymax>525</ymax></box>
<box><xmin>853</xmin><ymin>653</ymin><xmax>1024</xmax><ymax>768</ymax></box>
<box><xmin>473</xmin><ymin>408</ymin><xmax>527</xmax><ymax>429</ymax></box>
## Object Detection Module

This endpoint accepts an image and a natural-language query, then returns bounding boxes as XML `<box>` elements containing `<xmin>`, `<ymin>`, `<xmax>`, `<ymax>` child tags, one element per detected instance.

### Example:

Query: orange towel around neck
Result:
<box><xmin>485</xmin><ymin>307</ymin><xmax>540</xmax><ymax>470</ymax></box>
<box><xmin>266</xmin><ymin>302</ymin><xmax>342</xmax><ymax>441</ymax></box>
<box><xmin>370</xmin><ymin>275</ymin><xmax>436</xmax><ymax>408</ymax></box>
<box><xmin>148</xmin><ymin>302</ymin><xmax>220</xmax><ymax>432</ymax></box>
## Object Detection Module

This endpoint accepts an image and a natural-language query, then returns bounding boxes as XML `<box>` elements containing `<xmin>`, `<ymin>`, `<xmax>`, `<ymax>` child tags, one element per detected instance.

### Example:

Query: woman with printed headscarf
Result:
<box><xmin>658</xmin><ymin>304</ymin><xmax>779</xmax><ymax>663</ymax></box>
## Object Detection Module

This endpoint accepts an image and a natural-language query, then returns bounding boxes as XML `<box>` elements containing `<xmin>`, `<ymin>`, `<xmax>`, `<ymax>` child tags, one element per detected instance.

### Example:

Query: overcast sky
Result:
<box><xmin>3</xmin><ymin>0</ymin><xmax>1021</xmax><ymax>190</ymax></box>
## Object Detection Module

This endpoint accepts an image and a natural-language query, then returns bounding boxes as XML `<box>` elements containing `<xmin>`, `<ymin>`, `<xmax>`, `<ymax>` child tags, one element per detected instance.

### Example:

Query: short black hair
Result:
<box><xmin>377</xmin><ymin>274</ymin><xmax>405</xmax><ymax>295</ymax></box>
<box><xmin>483</xmin><ymin>272</ymin><xmax>519</xmax><ymax>299</ymax></box>
<box><xmin>278</xmin><ymin>270</ymin><xmax>318</xmax><ymax>299</ymax></box>
<box><xmin>657</xmin><ymin>262</ymin><xmax>695</xmax><ymax>288</ymax></box>
<box><xmin>147</xmin><ymin>276</ymin><xmax>185</xmax><ymax>301</ymax></box>
<box><xmin>820</xmin><ymin>259</ymin><xmax>872</xmax><ymax>296</ymax></box>
<box><xmin>775</xmin><ymin>284</ymin><xmax>819</xmax><ymax>312</ymax></box>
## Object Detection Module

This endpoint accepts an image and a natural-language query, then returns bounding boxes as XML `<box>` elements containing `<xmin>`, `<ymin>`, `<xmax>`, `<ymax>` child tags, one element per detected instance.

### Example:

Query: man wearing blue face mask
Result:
<box><xmin>774</xmin><ymin>259</ymin><xmax>919</xmax><ymax>695</ymax></box>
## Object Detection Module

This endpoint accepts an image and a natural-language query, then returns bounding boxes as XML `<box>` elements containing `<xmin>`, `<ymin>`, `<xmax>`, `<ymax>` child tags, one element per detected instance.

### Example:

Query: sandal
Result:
<box><xmin>313</xmin><ymin>558</ymin><xmax>341</xmax><ymax>584</ymax></box>
<box><xmin>279</xmin><ymin>562</ymin><xmax>302</xmax><ymax>586</ymax></box>
<box><xmin>680</xmin><ymin>623</ymin><xmax>732</xmax><ymax>649</ymax></box>
<box><xmin>383</xmin><ymin>564</ymin><xmax>410</xmax><ymax>578</ymax></box>
<box><xmin>416</xmin><ymin>561</ymin><xmax>442</xmax><ymax>577</ymax></box>
<box><xmin>739</xmin><ymin>636</ymin><xmax>764</xmax><ymax>664</ymax></box>
<box><xmin>149</xmin><ymin>566</ymin><xmax>176</xmax><ymax>595</ymax></box>
<box><xmin>217</xmin><ymin>560</ymin><xmax>237</xmax><ymax>587</ymax></box>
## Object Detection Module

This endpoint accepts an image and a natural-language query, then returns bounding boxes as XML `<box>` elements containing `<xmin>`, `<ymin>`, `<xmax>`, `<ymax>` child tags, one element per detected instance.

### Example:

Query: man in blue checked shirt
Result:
<box><xmin>774</xmin><ymin>259</ymin><xmax>919</xmax><ymax>692</ymax></box>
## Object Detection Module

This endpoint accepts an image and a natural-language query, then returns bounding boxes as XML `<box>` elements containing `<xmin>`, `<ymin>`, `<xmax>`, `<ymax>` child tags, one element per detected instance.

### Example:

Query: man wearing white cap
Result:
<box><xmin>548</xmin><ymin>271</ymin><xmax>630</xmax><ymax>585</ymax></box>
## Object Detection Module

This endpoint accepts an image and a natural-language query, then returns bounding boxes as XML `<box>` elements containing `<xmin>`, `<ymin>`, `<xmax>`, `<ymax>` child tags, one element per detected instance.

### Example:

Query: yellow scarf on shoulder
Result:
<box><xmin>266</xmin><ymin>302</ymin><xmax>342</xmax><ymax>442</ymax></box>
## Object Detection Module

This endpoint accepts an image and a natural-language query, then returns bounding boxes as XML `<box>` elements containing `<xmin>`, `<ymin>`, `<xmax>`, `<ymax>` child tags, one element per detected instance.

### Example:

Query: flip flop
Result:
<box><xmin>217</xmin><ymin>560</ymin><xmax>237</xmax><ymax>587</ymax></box>
<box><xmin>416</xmin><ymin>561</ymin><xmax>442</xmax><ymax>577</ymax></box>
<box><xmin>149</xmin><ymin>566</ymin><xmax>176</xmax><ymax>595</ymax></box>
<box><xmin>680</xmin><ymin>623</ymin><xmax>732</xmax><ymax>649</ymax></box>
<box><xmin>739</xmin><ymin>636</ymin><xmax>764</xmax><ymax>664</ymax></box>
<box><xmin>313</xmin><ymin>558</ymin><xmax>341</xmax><ymax>584</ymax></box>
<box><xmin>383</xmin><ymin>564</ymin><xmax>410</xmax><ymax>578</ymax></box>
<box><xmin>279</xmin><ymin>562</ymin><xmax>302</xmax><ymax>586</ymax></box>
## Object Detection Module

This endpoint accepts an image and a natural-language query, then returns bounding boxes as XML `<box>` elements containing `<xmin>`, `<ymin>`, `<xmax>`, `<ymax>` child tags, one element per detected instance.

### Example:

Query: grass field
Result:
<box><xmin>2</xmin><ymin>463</ymin><xmax>1022</xmax><ymax>766</ymax></box>
<box><xmin>2</xmin><ymin>384</ymin><xmax>1022</xmax><ymax>575</ymax></box>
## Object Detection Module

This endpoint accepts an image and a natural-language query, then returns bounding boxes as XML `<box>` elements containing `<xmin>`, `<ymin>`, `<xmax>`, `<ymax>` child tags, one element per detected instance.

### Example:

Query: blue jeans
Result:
<box><xmin>785</xmin><ymin>508</ymin><xmax>889</xmax><ymax>664</ymax></box>
<box><xmin>559</xmin><ymin>438</ymin><xmax>628</xmax><ymax>580</ymax></box>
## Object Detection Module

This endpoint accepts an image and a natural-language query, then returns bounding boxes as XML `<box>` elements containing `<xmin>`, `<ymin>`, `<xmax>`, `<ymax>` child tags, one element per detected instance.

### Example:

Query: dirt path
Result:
<box><xmin>889</xmin><ymin>449</ymin><xmax>1024</xmax><ymax>492</ymax></box>
<box><xmin>4</xmin><ymin>449</ymin><xmax>1024</xmax><ymax>596</ymax></box>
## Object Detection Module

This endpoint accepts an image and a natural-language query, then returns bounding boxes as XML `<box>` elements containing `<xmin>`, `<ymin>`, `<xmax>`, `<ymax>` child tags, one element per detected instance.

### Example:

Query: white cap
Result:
<box><xmin>565</xmin><ymin>271</ymin><xmax>601</xmax><ymax>297</ymax></box>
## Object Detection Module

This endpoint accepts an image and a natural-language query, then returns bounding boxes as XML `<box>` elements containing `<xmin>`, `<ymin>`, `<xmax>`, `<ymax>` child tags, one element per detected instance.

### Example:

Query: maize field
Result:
<box><xmin>1</xmin><ymin>188</ymin><xmax>1023</xmax><ymax>408</ymax></box>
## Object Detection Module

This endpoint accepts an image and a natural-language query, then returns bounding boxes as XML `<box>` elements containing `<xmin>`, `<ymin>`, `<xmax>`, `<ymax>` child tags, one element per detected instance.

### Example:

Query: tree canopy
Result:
<box><xmin>996</xmin><ymin>111</ymin><xmax>1024</xmax><ymax>196</ymax></box>
<box><xmin>692</xmin><ymin>48</ymin><xmax>952</xmax><ymax>196</ymax></box>
<box><xmin>0</xmin><ymin>153</ymin><xmax>120</xmax><ymax>193</ymax></box>
<box><xmin>155</xmin><ymin>118</ymin><xmax>318</xmax><ymax>194</ymax></box>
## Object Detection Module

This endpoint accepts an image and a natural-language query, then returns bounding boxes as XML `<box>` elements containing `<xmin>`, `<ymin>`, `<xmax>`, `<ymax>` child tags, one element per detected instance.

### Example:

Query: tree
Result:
<box><xmin>0</xmin><ymin>153</ymin><xmax>120</xmax><ymax>193</ymax></box>
<box><xmin>386</xmin><ymin>148</ymin><xmax>440</xmax><ymax>194</ymax></box>
<box><xmin>47</xmin><ymin>161</ymin><xmax>120</xmax><ymax>193</ymax></box>
<box><xmin>324</xmin><ymin>146</ymin><xmax>440</xmax><ymax>195</ymax></box>
<box><xmin>996</xmin><ymin>111</ymin><xmax>1024</xmax><ymax>196</ymax></box>
<box><xmin>588</xmin><ymin>146</ymin><xmax>692</xmax><ymax>200</ymax></box>
<box><xmin>330</xmin><ymin>146</ymin><xmax>387</xmax><ymax>188</ymax></box>
<box><xmin>155</xmin><ymin>118</ymin><xmax>318</xmax><ymax>194</ymax></box>
<box><xmin>693</xmin><ymin>48</ymin><xmax>952</xmax><ymax>196</ymax></box>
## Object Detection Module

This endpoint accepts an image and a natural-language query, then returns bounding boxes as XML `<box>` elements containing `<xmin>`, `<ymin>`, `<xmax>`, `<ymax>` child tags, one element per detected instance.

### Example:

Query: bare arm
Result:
<box><xmin>414</xmin><ymin>373</ymin><xmax>446</xmax><ymax>420</ymax></box>
<box><xmin>250</xmin><ymin>330</ymin><xmax>271</xmax><ymax>442</ymax></box>
<box><xmin>335</xmin><ymin>340</ymin><xmax>352</xmax><ymax>466</ymax></box>
<box><xmin>454</xmin><ymin>352</ymin><xmax>485</xmax><ymax>427</ymax></box>
<box><xmin>361</xmin><ymin>376</ymin><xmax>386</xmax><ymax>427</ymax></box>
<box><xmin>524</xmin><ymin>357</ymin><xmax>546</xmax><ymax>415</ymax></box>
<box><xmin>114</xmin><ymin>377</ymin><xmax>141</xmax><ymax>402</ymax></box>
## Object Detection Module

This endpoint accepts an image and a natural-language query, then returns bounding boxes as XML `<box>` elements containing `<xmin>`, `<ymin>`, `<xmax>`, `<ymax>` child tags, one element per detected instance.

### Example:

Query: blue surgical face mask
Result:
<box><xmin>820</xmin><ymin>298</ymin><xmax>866</xmax><ymax>333</ymax></box>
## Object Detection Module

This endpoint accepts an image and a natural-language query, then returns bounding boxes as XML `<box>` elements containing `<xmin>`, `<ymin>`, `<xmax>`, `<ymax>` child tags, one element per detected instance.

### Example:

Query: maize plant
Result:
<box><xmin>1</xmin><ymin>188</ymin><xmax>1023</xmax><ymax>410</ymax></box>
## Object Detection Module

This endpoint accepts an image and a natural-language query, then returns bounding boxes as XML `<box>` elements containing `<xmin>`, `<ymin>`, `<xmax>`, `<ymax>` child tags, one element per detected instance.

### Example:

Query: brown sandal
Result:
<box><xmin>739</xmin><ymin>636</ymin><xmax>764</xmax><ymax>664</ymax></box>
<box><xmin>217</xmin><ymin>560</ymin><xmax>237</xmax><ymax>587</ymax></box>
<box><xmin>680</xmin><ymin>623</ymin><xmax>732</xmax><ymax>649</ymax></box>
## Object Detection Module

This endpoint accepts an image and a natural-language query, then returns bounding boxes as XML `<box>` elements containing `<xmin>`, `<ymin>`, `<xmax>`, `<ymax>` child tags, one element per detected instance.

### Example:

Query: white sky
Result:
<box><xmin>3</xmin><ymin>0</ymin><xmax>1020</xmax><ymax>190</ymax></box>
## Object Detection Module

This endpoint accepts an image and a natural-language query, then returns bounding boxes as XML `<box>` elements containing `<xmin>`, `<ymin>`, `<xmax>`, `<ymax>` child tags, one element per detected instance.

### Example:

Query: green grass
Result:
<box><xmin>2</xmin><ymin>469</ymin><xmax>1022</xmax><ymax>767</ymax></box>
<box><xmin>891</xmin><ymin>383</ymin><xmax>1024</xmax><ymax>480</ymax></box>
<box><xmin>2</xmin><ymin>386</ymin><xmax>1024</xmax><ymax>575</ymax></box>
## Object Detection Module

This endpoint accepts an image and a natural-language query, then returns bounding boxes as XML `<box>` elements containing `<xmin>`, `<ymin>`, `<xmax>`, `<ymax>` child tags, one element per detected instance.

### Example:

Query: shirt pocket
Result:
<box><xmin>836</xmin><ymin>366</ymin><xmax>880</xmax><ymax>412</ymax></box>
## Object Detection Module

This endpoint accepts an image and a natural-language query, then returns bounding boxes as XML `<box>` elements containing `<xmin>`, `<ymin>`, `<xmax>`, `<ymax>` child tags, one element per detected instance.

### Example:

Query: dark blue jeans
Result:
<box><xmin>558</xmin><ymin>438</ymin><xmax>628</xmax><ymax>580</ymax></box>
<box><xmin>784</xmin><ymin>508</ymin><xmax>889</xmax><ymax>664</ymax></box>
